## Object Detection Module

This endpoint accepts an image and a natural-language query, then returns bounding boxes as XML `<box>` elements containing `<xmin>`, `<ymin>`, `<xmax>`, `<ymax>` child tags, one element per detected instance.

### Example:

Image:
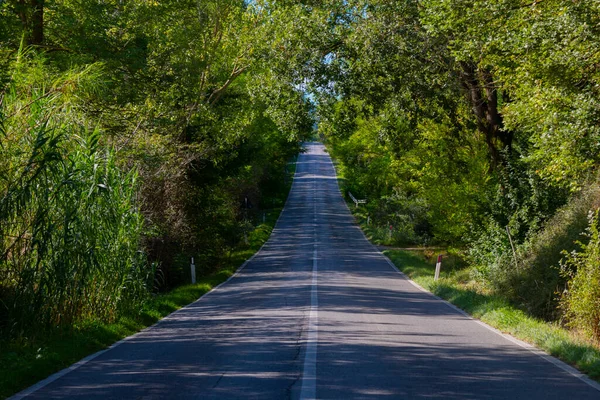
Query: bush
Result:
<box><xmin>560</xmin><ymin>208</ymin><xmax>600</xmax><ymax>342</ymax></box>
<box><xmin>469</xmin><ymin>182</ymin><xmax>600</xmax><ymax>320</ymax></box>
<box><xmin>466</xmin><ymin>149</ymin><xmax>599</xmax><ymax>320</ymax></box>
<box><xmin>512</xmin><ymin>185</ymin><xmax>600</xmax><ymax>319</ymax></box>
<box><xmin>467</xmin><ymin>219</ymin><xmax>514</xmax><ymax>290</ymax></box>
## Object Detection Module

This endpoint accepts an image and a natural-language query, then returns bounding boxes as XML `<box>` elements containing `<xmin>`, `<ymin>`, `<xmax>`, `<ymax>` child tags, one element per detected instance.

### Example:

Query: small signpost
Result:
<box><xmin>191</xmin><ymin>257</ymin><xmax>196</xmax><ymax>284</ymax></box>
<box><xmin>434</xmin><ymin>255</ymin><xmax>442</xmax><ymax>281</ymax></box>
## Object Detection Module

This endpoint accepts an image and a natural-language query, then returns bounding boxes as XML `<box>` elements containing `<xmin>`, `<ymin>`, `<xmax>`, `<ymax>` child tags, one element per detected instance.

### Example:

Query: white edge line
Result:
<box><xmin>378</xmin><ymin>253</ymin><xmax>600</xmax><ymax>393</ymax></box>
<box><xmin>324</xmin><ymin>142</ymin><xmax>600</xmax><ymax>393</ymax></box>
<box><xmin>9</xmin><ymin>153</ymin><xmax>302</xmax><ymax>400</ymax></box>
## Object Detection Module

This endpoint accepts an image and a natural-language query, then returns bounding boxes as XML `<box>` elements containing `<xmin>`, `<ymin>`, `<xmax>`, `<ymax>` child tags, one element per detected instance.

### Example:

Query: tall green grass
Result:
<box><xmin>0</xmin><ymin>53</ymin><xmax>150</xmax><ymax>338</ymax></box>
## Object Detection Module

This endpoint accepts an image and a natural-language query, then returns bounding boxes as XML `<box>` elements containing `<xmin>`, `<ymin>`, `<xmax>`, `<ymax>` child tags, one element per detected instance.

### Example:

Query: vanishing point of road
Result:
<box><xmin>12</xmin><ymin>143</ymin><xmax>600</xmax><ymax>399</ymax></box>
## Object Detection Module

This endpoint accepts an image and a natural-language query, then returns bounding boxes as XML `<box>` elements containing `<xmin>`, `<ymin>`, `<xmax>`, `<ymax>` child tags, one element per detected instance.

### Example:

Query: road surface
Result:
<box><xmin>13</xmin><ymin>142</ymin><xmax>600</xmax><ymax>399</ymax></box>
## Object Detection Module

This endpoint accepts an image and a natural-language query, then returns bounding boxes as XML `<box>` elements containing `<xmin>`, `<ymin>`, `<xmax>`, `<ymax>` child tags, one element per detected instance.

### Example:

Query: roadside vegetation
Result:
<box><xmin>0</xmin><ymin>1</ymin><xmax>305</xmax><ymax>397</ymax></box>
<box><xmin>300</xmin><ymin>0</ymin><xmax>600</xmax><ymax>382</ymax></box>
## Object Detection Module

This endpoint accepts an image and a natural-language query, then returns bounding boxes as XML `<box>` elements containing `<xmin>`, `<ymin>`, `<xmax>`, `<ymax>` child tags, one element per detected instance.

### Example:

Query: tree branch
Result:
<box><xmin>207</xmin><ymin>65</ymin><xmax>249</xmax><ymax>106</ymax></box>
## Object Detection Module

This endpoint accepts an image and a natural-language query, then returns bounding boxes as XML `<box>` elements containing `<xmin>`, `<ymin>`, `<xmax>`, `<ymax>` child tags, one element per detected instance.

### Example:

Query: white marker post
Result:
<box><xmin>191</xmin><ymin>257</ymin><xmax>196</xmax><ymax>284</ymax></box>
<box><xmin>434</xmin><ymin>254</ymin><xmax>442</xmax><ymax>281</ymax></box>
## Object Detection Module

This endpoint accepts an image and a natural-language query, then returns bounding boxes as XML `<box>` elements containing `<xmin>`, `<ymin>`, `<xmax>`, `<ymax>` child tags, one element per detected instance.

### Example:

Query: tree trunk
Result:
<box><xmin>30</xmin><ymin>0</ymin><xmax>44</xmax><ymax>45</ymax></box>
<box><xmin>12</xmin><ymin>0</ymin><xmax>44</xmax><ymax>45</ymax></box>
<box><xmin>459</xmin><ymin>61</ymin><xmax>512</xmax><ymax>169</ymax></box>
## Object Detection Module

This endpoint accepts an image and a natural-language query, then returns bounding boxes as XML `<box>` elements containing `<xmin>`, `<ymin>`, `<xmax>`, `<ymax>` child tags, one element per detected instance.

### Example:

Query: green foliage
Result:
<box><xmin>470</xmin><ymin>183</ymin><xmax>600</xmax><ymax>320</ymax></box>
<box><xmin>301</xmin><ymin>0</ymin><xmax>600</xmax><ymax>334</ymax></box>
<box><xmin>560</xmin><ymin>208</ymin><xmax>600</xmax><ymax>342</ymax></box>
<box><xmin>421</xmin><ymin>0</ymin><xmax>600</xmax><ymax>188</ymax></box>
<box><xmin>1</xmin><ymin>0</ymin><xmax>309</xmax><ymax>332</ymax></box>
<box><xmin>324</xmin><ymin>99</ymin><xmax>432</xmax><ymax>246</ymax></box>
<box><xmin>0</xmin><ymin>55</ymin><xmax>148</xmax><ymax>336</ymax></box>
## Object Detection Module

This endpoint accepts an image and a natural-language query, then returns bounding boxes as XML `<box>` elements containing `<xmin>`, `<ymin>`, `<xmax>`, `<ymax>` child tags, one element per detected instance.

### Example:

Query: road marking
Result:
<box><xmin>300</xmin><ymin>247</ymin><xmax>318</xmax><ymax>400</ymax></box>
<box><xmin>300</xmin><ymin>156</ymin><xmax>319</xmax><ymax>400</ymax></box>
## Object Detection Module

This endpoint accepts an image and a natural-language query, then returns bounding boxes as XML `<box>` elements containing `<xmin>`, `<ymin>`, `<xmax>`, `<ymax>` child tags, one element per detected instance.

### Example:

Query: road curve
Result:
<box><xmin>13</xmin><ymin>142</ymin><xmax>600</xmax><ymax>399</ymax></box>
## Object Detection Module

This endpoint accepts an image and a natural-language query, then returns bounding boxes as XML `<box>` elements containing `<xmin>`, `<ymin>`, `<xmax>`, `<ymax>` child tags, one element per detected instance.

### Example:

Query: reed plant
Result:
<box><xmin>0</xmin><ymin>52</ymin><xmax>150</xmax><ymax>338</ymax></box>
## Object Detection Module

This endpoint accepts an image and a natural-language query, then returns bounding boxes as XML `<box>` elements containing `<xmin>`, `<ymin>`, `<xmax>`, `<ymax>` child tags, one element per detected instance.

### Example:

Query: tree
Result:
<box><xmin>6</xmin><ymin>0</ymin><xmax>44</xmax><ymax>45</ymax></box>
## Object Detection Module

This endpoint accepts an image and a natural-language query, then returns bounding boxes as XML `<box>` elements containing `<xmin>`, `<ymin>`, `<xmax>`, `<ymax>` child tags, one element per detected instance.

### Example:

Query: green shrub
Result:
<box><xmin>510</xmin><ymin>185</ymin><xmax>600</xmax><ymax>319</ymax></box>
<box><xmin>468</xmin><ymin>171</ymin><xmax>598</xmax><ymax>320</ymax></box>
<box><xmin>560</xmin><ymin>208</ymin><xmax>600</xmax><ymax>342</ymax></box>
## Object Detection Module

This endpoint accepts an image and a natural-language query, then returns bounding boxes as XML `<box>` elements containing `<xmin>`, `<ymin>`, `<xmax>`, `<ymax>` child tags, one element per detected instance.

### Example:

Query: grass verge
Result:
<box><xmin>0</xmin><ymin>160</ymin><xmax>297</xmax><ymax>399</ymax></box>
<box><xmin>384</xmin><ymin>249</ymin><xmax>600</xmax><ymax>381</ymax></box>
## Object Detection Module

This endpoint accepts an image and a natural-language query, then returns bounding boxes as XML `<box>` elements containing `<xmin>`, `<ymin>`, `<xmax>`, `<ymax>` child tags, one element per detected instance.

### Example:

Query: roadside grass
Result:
<box><xmin>0</xmin><ymin>160</ymin><xmax>297</xmax><ymax>399</ymax></box>
<box><xmin>384</xmin><ymin>249</ymin><xmax>600</xmax><ymax>381</ymax></box>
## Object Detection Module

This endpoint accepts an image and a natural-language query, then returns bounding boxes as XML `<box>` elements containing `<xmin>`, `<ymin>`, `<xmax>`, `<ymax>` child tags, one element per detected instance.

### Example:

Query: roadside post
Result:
<box><xmin>191</xmin><ymin>257</ymin><xmax>196</xmax><ymax>284</ymax></box>
<box><xmin>434</xmin><ymin>255</ymin><xmax>442</xmax><ymax>281</ymax></box>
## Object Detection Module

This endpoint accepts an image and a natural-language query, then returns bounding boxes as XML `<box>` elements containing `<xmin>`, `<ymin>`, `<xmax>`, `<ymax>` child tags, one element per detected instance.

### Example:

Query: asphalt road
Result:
<box><xmin>13</xmin><ymin>142</ymin><xmax>600</xmax><ymax>399</ymax></box>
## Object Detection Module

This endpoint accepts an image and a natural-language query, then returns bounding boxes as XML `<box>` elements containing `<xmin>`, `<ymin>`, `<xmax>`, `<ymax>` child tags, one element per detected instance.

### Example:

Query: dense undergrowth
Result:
<box><xmin>0</xmin><ymin>56</ymin><xmax>149</xmax><ymax>338</ymax></box>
